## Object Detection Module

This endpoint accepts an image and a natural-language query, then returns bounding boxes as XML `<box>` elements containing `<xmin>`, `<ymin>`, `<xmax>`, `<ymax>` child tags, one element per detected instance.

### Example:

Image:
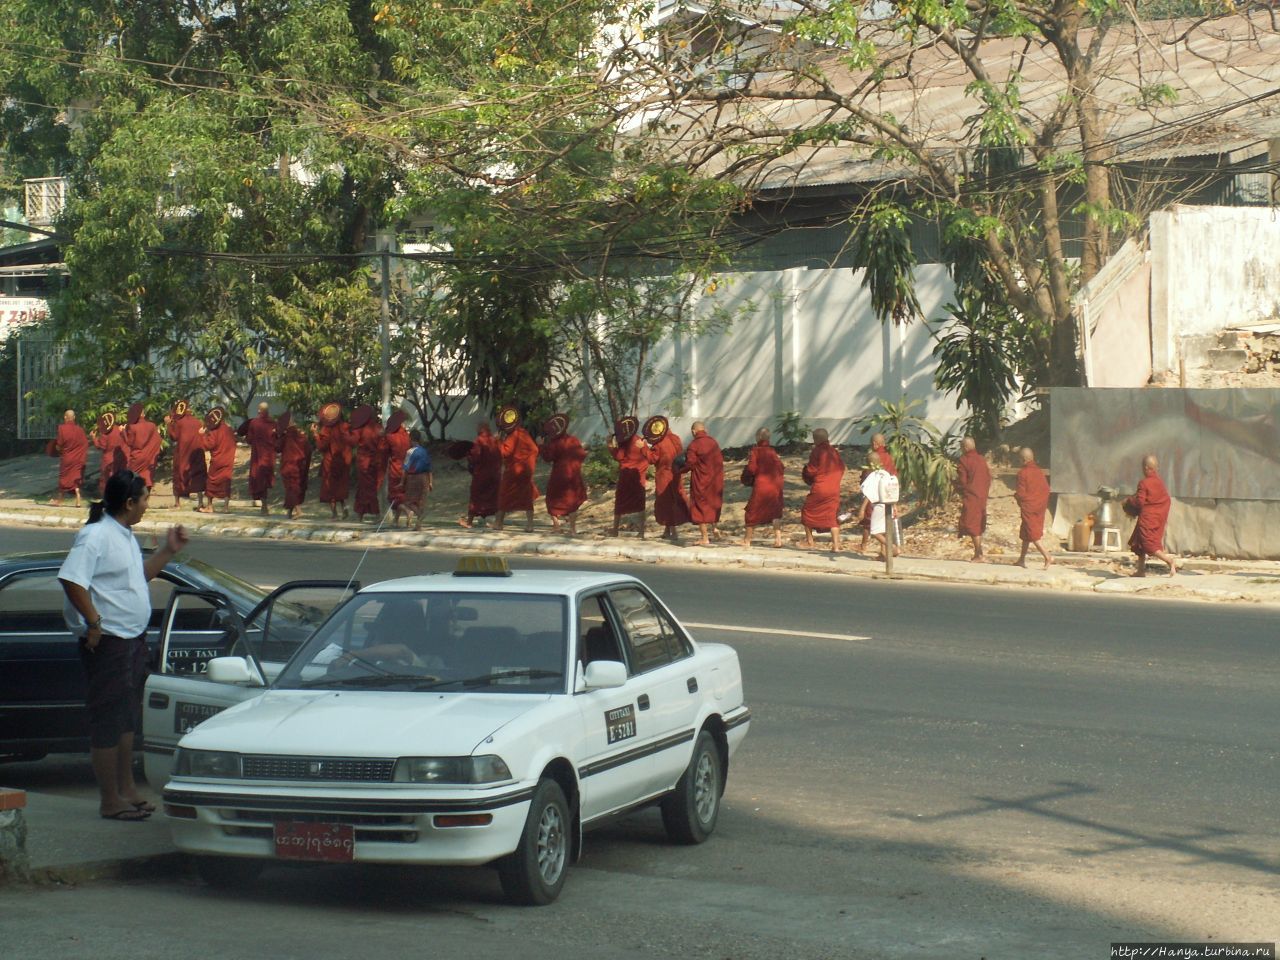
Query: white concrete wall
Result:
<box><xmin>1151</xmin><ymin>205</ymin><xmax>1280</xmax><ymax>374</ymax></box>
<box><xmin>625</xmin><ymin>264</ymin><xmax>966</xmax><ymax>447</ymax></box>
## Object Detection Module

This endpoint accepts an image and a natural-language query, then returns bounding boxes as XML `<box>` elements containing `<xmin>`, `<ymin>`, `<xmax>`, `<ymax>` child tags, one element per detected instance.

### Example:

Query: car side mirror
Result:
<box><xmin>583</xmin><ymin>660</ymin><xmax>627</xmax><ymax>690</ymax></box>
<box><xmin>207</xmin><ymin>656</ymin><xmax>260</xmax><ymax>686</ymax></box>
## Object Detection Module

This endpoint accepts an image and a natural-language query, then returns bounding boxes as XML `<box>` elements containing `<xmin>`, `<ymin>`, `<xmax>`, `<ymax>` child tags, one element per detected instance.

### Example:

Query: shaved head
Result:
<box><xmin>812</xmin><ymin>428</ymin><xmax>828</xmax><ymax>444</ymax></box>
<box><xmin>1143</xmin><ymin>453</ymin><xmax>1159</xmax><ymax>473</ymax></box>
<box><xmin>871</xmin><ymin>433</ymin><xmax>886</xmax><ymax>449</ymax></box>
<box><xmin>756</xmin><ymin>427</ymin><xmax>770</xmax><ymax>443</ymax></box>
<box><xmin>1020</xmin><ymin>447</ymin><xmax>1035</xmax><ymax>464</ymax></box>
<box><xmin>692</xmin><ymin>420</ymin><xmax>706</xmax><ymax>434</ymax></box>
<box><xmin>258</xmin><ymin>402</ymin><xmax>270</xmax><ymax>415</ymax></box>
<box><xmin>962</xmin><ymin>436</ymin><xmax>977</xmax><ymax>453</ymax></box>
<box><xmin>63</xmin><ymin>409</ymin><xmax>75</xmax><ymax>422</ymax></box>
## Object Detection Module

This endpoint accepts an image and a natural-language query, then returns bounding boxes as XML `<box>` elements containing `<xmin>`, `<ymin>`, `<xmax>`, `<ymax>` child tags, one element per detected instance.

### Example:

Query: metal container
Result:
<box><xmin>1096</xmin><ymin>498</ymin><xmax>1120</xmax><ymax>529</ymax></box>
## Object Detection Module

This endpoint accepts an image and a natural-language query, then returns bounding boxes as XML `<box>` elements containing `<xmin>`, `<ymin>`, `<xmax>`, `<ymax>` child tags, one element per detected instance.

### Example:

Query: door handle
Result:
<box><xmin>148</xmin><ymin>692</ymin><xmax>170</xmax><ymax>709</ymax></box>
<box><xmin>686</xmin><ymin>677</ymin><xmax>698</xmax><ymax>693</ymax></box>
<box><xmin>637</xmin><ymin>694</ymin><xmax>650</xmax><ymax>711</ymax></box>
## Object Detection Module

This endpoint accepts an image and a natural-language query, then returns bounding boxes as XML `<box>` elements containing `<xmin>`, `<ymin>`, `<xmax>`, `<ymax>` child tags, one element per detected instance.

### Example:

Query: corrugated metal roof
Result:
<box><xmin>650</xmin><ymin>9</ymin><xmax>1280</xmax><ymax>190</ymax></box>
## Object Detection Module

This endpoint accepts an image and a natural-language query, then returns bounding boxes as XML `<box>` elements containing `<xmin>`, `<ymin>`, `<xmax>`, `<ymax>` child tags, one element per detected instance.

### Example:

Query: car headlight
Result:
<box><xmin>393</xmin><ymin>755</ymin><xmax>512</xmax><ymax>784</ymax></box>
<box><xmin>174</xmin><ymin>748</ymin><xmax>242</xmax><ymax>778</ymax></box>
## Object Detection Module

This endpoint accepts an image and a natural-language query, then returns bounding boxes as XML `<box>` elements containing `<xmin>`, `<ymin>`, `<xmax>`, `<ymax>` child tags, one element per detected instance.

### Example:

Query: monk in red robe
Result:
<box><xmin>955</xmin><ymin>437</ymin><xmax>992</xmax><ymax>562</ymax></box>
<box><xmin>681</xmin><ymin>421</ymin><xmax>725</xmax><ymax>546</ymax></box>
<box><xmin>649</xmin><ymin>421</ymin><xmax>690</xmax><ymax>540</ymax></box>
<box><xmin>610</xmin><ymin>420</ymin><xmax>651</xmax><ymax>538</ymax></box>
<box><xmin>742</xmin><ymin>427</ymin><xmax>785</xmax><ymax>548</ymax></box>
<box><xmin>1014</xmin><ymin>447</ymin><xmax>1053</xmax><ymax>569</ymax></box>
<box><xmin>167</xmin><ymin>402</ymin><xmax>206</xmax><ymax>511</ymax></box>
<box><xmin>462</xmin><ymin>422</ymin><xmax>501</xmax><ymax>527</ymax></box>
<box><xmin>351</xmin><ymin>409</ymin><xmax>387</xmax><ymax>521</ymax></box>
<box><xmin>858</xmin><ymin>433</ymin><xmax>898</xmax><ymax>553</ymax></box>
<box><xmin>276</xmin><ymin>412</ymin><xmax>312</xmax><ymax>520</ymax></box>
<box><xmin>540</xmin><ymin>416</ymin><xmax>587</xmax><ymax>535</ymax></box>
<box><xmin>245</xmin><ymin>402</ymin><xmax>277</xmax><ymax>516</ymax></box>
<box><xmin>124</xmin><ymin>403</ymin><xmax>162</xmax><ymax>489</ymax></box>
<box><xmin>92</xmin><ymin>414</ymin><xmax>127</xmax><ymax>494</ymax></box>
<box><xmin>313</xmin><ymin>418</ymin><xmax>353</xmax><ymax>519</ymax></box>
<box><xmin>52</xmin><ymin>410</ymin><xmax>88</xmax><ymax>507</ymax></box>
<box><xmin>495</xmin><ymin>421</ymin><xmax>540</xmax><ymax>532</ymax></box>
<box><xmin>1124</xmin><ymin>453</ymin><xmax>1177</xmax><ymax>577</ymax></box>
<box><xmin>801</xmin><ymin>428</ymin><xmax>845</xmax><ymax>551</ymax></box>
<box><xmin>384</xmin><ymin>411</ymin><xmax>412</xmax><ymax>525</ymax></box>
<box><xmin>200</xmin><ymin>409</ymin><xmax>237</xmax><ymax>512</ymax></box>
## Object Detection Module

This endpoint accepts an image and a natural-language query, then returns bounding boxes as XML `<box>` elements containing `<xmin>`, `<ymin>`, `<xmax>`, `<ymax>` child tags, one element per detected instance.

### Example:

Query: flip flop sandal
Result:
<box><xmin>101</xmin><ymin>808</ymin><xmax>150</xmax><ymax>821</ymax></box>
<box><xmin>132</xmin><ymin>800</ymin><xmax>157</xmax><ymax>813</ymax></box>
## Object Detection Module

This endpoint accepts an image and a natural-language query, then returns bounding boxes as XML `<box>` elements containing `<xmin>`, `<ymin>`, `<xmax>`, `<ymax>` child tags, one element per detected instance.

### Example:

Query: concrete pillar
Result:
<box><xmin>1148</xmin><ymin>210</ymin><xmax>1173</xmax><ymax>377</ymax></box>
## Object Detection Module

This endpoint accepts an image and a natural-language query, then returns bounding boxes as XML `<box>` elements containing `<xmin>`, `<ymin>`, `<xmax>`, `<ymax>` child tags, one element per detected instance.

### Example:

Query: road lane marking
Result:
<box><xmin>682</xmin><ymin>622</ymin><xmax>872</xmax><ymax>643</ymax></box>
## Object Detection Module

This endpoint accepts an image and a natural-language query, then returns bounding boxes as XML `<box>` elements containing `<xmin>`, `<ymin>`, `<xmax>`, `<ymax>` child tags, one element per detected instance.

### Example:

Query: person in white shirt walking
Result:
<box><xmin>859</xmin><ymin>450</ymin><xmax>900</xmax><ymax>561</ymax></box>
<box><xmin>58</xmin><ymin>470</ymin><xmax>190</xmax><ymax>821</ymax></box>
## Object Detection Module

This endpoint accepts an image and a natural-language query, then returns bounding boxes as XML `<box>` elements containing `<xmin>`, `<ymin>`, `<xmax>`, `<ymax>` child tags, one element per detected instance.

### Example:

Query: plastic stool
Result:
<box><xmin>1098</xmin><ymin>527</ymin><xmax>1122</xmax><ymax>552</ymax></box>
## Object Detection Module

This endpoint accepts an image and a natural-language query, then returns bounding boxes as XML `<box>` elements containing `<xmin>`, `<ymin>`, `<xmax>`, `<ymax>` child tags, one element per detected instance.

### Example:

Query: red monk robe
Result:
<box><xmin>245</xmin><ymin>414</ymin><xmax>277</xmax><ymax>501</ymax></box>
<box><xmin>955</xmin><ymin>449</ymin><xmax>992</xmax><ymax>536</ymax></box>
<box><xmin>743</xmin><ymin>440</ymin><xmax>785</xmax><ymax>526</ymax></box>
<box><xmin>612</xmin><ymin>436</ymin><xmax>651</xmax><ymax>516</ymax></box>
<box><xmin>651</xmin><ymin>433</ymin><xmax>690</xmax><ymax>528</ymax></box>
<box><xmin>93</xmin><ymin>426</ymin><xmax>127</xmax><ymax>493</ymax></box>
<box><xmin>201</xmin><ymin>423</ymin><xmax>237</xmax><ymax>499</ymax></box>
<box><xmin>125</xmin><ymin>418</ymin><xmax>162</xmax><ymax>488</ymax></box>
<box><xmin>1014</xmin><ymin>460</ymin><xmax>1051</xmax><ymax>542</ymax></box>
<box><xmin>861</xmin><ymin>445</ymin><xmax>897</xmax><ymax>529</ymax></box>
<box><xmin>168</xmin><ymin>414</ymin><xmax>206</xmax><ymax>498</ymax></box>
<box><xmin>801</xmin><ymin>442</ymin><xmax>845</xmax><ymax>529</ymax></box>
<box><xmin>384</xmin><ymin>426</ymin><xmax>411</xmax><ymax>512</ymax></box>
<box><xmin>682</xmin><ymin>432</ymin><xmax>725</xmax><ymax>524</ymax></box>
<box><xmin>466</xmin><ymin>426</ymin><xmax>502</xmax><ymax>518</ymax></box>
<box><xmin>1124</xmin><ymin>473</ymin><xmax>1171</xmax><ymax>557</ymax></box>
<box><xmin>540</xmin><ymin>434</ymin><xmax>587</xmax><ymax>517</ymax></box>
<box><xmin>352</xmin><ymin>422</ymin><xmax>387</xmax><ymax>517</ymax></box>
<box><xmin>278</xmin><ymin>425</ymin><xmax>313</xmax><ymax>511</ymax></box>
<box><xmin>55</xmin><ymin>421</ymin><xmax>88</xmax><ymax>494</ymax></box>
<box><xmin>498</xmin><ymin>426</ymin><xmax>540</xmax><ymax>512</ymax></box>
<box><xmin>316</xmin><ymin>423</ymin><xmax>353</xmax><ymax>505</ymax></box>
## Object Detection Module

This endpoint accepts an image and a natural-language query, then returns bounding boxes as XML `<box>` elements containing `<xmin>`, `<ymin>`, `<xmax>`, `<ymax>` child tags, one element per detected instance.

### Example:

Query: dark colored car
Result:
<box><xmin>0</xmin><ymin>552</ymin><xmax>283</xmax><ymax>761</ymax></box>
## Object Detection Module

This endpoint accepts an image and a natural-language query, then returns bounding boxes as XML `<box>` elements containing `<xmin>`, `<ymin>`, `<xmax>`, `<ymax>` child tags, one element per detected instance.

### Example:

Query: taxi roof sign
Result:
<box><xmin>454</xmin><ymin>555</ymin><xmax>512</xmax><ymax>577</ymax></box>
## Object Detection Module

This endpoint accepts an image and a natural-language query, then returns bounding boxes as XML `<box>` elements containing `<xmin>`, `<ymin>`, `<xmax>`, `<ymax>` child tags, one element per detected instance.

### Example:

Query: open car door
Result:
<box><xmin>142</xmin><ymin>580</ymin><xmax>357</xmax><ymax>788</ymax></box>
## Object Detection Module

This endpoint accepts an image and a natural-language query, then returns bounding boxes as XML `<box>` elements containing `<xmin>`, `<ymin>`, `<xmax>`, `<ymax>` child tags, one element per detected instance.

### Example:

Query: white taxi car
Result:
<box><xmin>150</xmin><ymin>558</ymin><xmax>750</xmax><ymax>904</ymax></box>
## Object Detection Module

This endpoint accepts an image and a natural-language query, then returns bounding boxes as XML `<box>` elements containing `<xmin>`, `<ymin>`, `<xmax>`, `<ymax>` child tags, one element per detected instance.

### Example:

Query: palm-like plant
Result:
<box><xmin>931</xmin><ymin>295</ymin><xmax>1020</xmax><ymax>442</ymax></box>
<box><xmin>853</xmin><ymin>398</ymin><xmax>956</xmax><ymax>510</ymax></box>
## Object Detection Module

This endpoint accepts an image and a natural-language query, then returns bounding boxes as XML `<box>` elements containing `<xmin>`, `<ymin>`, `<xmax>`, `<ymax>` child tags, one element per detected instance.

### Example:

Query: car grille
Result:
<box><xmin>241</xmin><ymin>755</ymin><xmax>396</xmax><ymax>783</ymax></box>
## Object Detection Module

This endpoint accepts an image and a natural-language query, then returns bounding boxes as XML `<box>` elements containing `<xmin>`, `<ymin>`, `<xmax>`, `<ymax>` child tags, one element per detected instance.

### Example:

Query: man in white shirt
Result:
<box><xmin>859</xmin><ymin>450</ymin><xmax>900</xmax><ymax>561</ymax></box>
<box><xmin>59</xmin><ymin>470</ymin><xmax>190</xmax><ymax>821</ymax></box>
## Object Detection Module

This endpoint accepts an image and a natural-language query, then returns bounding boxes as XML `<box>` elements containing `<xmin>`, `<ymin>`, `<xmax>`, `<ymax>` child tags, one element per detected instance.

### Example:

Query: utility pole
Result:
<box><xmin>377</xmin><ymin>228</ymin><xmax>394</xmax><ymax>423</ymax></box>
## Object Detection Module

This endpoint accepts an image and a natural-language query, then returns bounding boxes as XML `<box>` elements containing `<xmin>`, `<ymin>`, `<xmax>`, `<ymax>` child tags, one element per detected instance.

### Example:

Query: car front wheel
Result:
<box><xmin>661</xmin><ymin>729</ymin><xmax>722</xmax><ymax>844</ymax></box>
<box><xmin>194</xmin><ymin>855</ymin><xmax>264</xmax><ymax>888</ymax></box>
<box><xmin>498</xmin><ymin>778</ymin><xmax>570</xmax><ymax>905</ymax></box>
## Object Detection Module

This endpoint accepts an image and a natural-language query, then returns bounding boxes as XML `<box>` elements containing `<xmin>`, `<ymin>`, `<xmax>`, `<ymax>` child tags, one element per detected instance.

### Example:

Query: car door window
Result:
<box><xmin>147</xmin><ymin>577</ymin><xmax>177</xmax><ymax>629</ymax></box>
<box><xmin>160</xmin><ymin>591</ymin><xmax>245</xmax><ymax>676</ymax></box>
<box><xmin>0</xmin><ymin>571</ymin><xmax>67</xmax><ymax>632</ymax></box>
<box><xmin>577</xmin><ymin>594</ymin><xmax>626</xmax><ymax>671</ymax></box>
<box><xmin>607</xmin><ymin>588</ymin><xmax>689</xmax><ymax>674</ymax></box>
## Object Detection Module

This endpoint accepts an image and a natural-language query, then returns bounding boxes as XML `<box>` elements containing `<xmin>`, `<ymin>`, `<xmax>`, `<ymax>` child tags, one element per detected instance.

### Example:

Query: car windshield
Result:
<box><xmin>273</xmin><ymin>592</ymin><xmax>568</xmax><ymax>694</ymax></box>
<box><xmin>180</xmin><ymin>557</ymin><xmax>271</xmax><ymax>611</ymax></box>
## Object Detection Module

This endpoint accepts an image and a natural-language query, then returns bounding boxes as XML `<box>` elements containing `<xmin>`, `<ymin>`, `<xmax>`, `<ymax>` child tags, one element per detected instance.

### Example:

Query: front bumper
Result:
<box><xmin>162</xmin><ymin>781</ymin><xmax>533</xmax><ymax>866</ymax></box>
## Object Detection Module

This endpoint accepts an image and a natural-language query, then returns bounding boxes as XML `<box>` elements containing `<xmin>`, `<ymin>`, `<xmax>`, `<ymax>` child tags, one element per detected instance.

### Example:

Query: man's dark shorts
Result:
<box><xmin>79</xmin><ymin>634</ymin><xmax>149</xmax><ymax>749</ymax></box>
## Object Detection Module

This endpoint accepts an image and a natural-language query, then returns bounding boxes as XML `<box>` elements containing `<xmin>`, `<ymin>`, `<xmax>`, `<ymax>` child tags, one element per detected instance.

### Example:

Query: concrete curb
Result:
<box><xmin>22</xmin><ymin>852</ymin><xmax>187</xmax><ymax>888</ymax></box>
<box><xmin>3</xmin><ymin>508</ymin><xmax>1277</xmax><ymax>606</ymax></box>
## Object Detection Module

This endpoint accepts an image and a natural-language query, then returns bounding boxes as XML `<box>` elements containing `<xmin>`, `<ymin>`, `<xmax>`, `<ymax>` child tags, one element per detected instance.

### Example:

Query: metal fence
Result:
<box><xmin>15</xmin><ymin>338</ymin><xmax>67</xmax><ymax>439</ymax></box>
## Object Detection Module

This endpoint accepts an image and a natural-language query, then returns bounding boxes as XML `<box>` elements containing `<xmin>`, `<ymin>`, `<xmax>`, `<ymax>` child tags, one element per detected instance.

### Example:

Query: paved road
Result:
<box><xmin>3</xmin><ymin>525</ymin><xmax>1277</xmax><ymax>958</ymax></box>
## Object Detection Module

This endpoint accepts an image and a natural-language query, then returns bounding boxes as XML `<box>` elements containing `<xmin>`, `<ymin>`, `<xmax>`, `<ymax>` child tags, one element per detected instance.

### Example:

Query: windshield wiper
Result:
<box><xmin>297</xmin><ymin>672</ymin><xmax>438</xmax><ymax>689</ymax></box>
<box><xmin>451</xmin><ymin>669</ymin><xmax>564</xmax><ymax>689</ymax></box>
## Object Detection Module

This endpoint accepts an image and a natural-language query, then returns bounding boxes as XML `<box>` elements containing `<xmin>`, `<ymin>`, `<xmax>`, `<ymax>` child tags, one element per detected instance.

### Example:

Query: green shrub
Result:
<box><xmin>853</xmin><ymin>398</ymin><xmax>957</xmax><ymax>510</ymax></box>
<box><xmin>773</xmin><ymin>410</ymin><xmax>811</xmax><ymax>448</ymax></box>
<box><xmin>581</xmin><ymin>442</ymin><xmax>618</xmax><ymax>490</ymax></box>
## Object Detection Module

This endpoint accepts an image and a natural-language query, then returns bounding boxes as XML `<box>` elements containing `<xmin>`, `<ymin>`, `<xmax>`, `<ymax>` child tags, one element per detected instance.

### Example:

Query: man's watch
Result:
<box><xmin>87</xmin><ymin>617</ymin><xmax>103</xmax><ymax>630</ymax></box>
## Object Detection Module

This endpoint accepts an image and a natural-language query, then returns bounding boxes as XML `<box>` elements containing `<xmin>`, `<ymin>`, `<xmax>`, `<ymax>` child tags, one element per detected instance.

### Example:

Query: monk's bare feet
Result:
<box><xmin>525</xmin><ymin>524</ymin><xmax>534</xmax><ymax>533</ymax></box>
<box><xmin>741</xmin><ymin>539</ymin><xmax>752</xmax><ymax>549</ymax></box>
<box><xmin>773</xmin><ymin>538</ymin><xmax>783</xmax><ymax>549</ymax></box>
<box><xmin>697</xmin><ymin>539</ymin><xmax>711</xmax><ymax>546</ymax></box>
<box><xmin>1016</xmin><ymin>559</ymin><xmax>1027</xmax><ymax>568</ymax></box>
<box><xmin>260</xmin><ymin>504</ymin><xmax>269</xmax><ymax>516</ymax></box>
<box><xmin>196</xmin><ymin>506</ymin><xmax>213</xmax><ymax>515</ymax></box>
<box><xmin>1168</xmin><ymin>562</ymin><xmax>1177</xmax><ymax>576</ymax></box>
<box><xmin>970</xmin><ymin>554</ymin><xmax>987</xmax><ymax>563</ymax></box>
<box><xmin>458</xmin><ymin>517</ymin><xmax>471</xmax><ymax>528</ymax></box>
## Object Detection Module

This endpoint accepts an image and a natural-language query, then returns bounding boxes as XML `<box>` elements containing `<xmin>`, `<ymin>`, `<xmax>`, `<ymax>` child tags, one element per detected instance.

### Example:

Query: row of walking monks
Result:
<box><xmin>53</xmin><ymin>400</ymin><xmax>1134</xmax><ymax>566</ymax></box>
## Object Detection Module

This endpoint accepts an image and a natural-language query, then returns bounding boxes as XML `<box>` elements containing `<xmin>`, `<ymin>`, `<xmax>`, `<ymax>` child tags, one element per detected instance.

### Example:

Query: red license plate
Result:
<box><xmin>272</xmin><ymin>821</ymin><xmax>355</xmax><ymax>862</ymax></box>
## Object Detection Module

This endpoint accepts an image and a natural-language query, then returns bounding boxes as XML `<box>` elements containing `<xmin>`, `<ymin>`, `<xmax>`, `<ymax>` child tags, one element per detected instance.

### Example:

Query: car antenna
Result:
<box><xmin>343</xmin><ymin>505</ymin><xmax>395</xmax><ymax>595</ymax></box>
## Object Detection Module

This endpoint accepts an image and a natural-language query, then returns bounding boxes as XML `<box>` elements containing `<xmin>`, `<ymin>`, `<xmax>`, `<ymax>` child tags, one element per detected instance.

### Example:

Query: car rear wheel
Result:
<box><xmin>661</xmin><ymin>729</ymin><xmax>721</xmax><ymax>844</ymax></box>
<box><xmin>498</xmin><ymin>778</ymin><xmax>570</xmax><ymax>905</ymax></box>
<box><xmin>194</xmin><ymin>855</ymin><xmax>264</xmax><ymax>888</ymax></box>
